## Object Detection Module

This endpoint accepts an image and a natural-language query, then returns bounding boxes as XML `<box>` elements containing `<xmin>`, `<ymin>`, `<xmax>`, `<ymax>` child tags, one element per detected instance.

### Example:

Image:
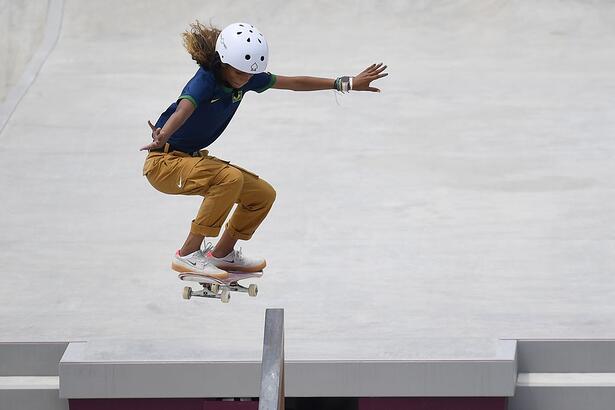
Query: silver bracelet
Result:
<box><xmin>335</xmin><ymin>76</ymin><xmax>354</xmax><ymax>93</ymax></box>
<box><xmin>341</xmin><ymin>76</ymin><xmax>350</xmax><ymax>93</ymax></box>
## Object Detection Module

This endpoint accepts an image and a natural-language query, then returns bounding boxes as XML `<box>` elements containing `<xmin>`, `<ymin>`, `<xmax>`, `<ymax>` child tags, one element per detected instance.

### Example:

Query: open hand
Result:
<box><xmin>140</xmin><ymin>120</ymin><xmax>165</xmax><ymax>151</ymax></box>
<box><xmin>353</xmin><ymin>63</ymin><xmax>388</xmax><ymax>92</ymax></box>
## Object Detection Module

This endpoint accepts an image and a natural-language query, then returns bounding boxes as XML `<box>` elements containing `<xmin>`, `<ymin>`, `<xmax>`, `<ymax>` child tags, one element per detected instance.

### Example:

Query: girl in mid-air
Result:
<box><xmin>141</xmin><ymin>21</ymin><xmax>388</xmax><ymax>278</ymax></box>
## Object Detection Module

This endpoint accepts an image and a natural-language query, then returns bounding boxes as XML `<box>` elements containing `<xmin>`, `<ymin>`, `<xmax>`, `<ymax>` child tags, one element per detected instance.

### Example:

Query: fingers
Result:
<box><xmin>343</xmin><ymin>62</ymin><xmax>391</xmax><ymax>92</ymax></box>
<box><xmin>358</xmin><ymin>63</ymin><xmax>388</xmax><ymax>81</ymax></box>
<box><xmin>356</xmin><ymin>71</ymin><xmax>388</xmax><ymax>91</ymax></box>
<box><xmin>143</xmin><ymin>120</ymin><xmax>163</xmax><ymax>151</ymax></box>
<box><xmin>367</xmin><ymin>64</ymin><xmax>387</xmax><ymax>77</ymax></box>
<box><xmin>364</xmin><ymin>64</ymin><xmax>388</xmax><ymax>83</ymax></box>
<box><xmin>140</xmin><ymin>139</ymin><xmax>164</xmax><ymax>151</ymax></box>
<box><xmin>367</xmin><ymin>63</ymin><xmax>385</xmax><ymax>73</ymax></box>
<box><xmin>374</xmin><ymin>64</ymin><xmax>387</xmax><ymax>74</ymax></box>
<box><xmin>148</xmin><ymin>121</ymin><xmax>162</xmax><ymax>141</ymax></box>
<box><xmin>359</xmin><ymin>63</ymin><xmax>381</xmax><ymax>76</ymax></box>
<box><xmin>364</xmin><ymin>63</ymin><xmax>378</xmax><ymax>73</ymax></box>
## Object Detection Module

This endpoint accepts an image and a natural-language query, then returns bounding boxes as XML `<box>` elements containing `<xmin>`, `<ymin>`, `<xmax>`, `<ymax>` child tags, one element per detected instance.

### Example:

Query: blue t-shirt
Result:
<box><xmin>155</xmin><ymin>67</ymin><xmax>277</xmax><ymax>153</ymax></box>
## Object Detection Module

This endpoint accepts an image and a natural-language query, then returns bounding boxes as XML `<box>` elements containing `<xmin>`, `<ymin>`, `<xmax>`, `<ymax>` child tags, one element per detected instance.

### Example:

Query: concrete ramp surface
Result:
<box><xmin>0</xmin><ymin>0</ymin><xmax>614</xmax><ymax>406</ymax></box>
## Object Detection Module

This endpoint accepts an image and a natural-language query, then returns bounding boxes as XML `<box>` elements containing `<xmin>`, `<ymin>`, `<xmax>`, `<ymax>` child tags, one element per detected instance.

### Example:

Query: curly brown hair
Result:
<box><xmin>182</xmin><ymin>20</ymin><xmax>223</xmax><ymax>76</ymax></box>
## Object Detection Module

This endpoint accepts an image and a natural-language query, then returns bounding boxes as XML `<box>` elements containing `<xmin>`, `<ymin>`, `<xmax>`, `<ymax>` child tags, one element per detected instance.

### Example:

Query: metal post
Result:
<box><xmin>259</xmin><ymin>308</ymin><xmax>285</xmax><ymax>410</ymax></box>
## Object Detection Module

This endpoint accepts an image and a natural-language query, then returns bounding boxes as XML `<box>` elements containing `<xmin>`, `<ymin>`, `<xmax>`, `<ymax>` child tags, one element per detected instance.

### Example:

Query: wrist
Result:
<box><xmin>334</xmin><ymin>76</ymin><xmax>353</xmax><ymax>93</ymax></box>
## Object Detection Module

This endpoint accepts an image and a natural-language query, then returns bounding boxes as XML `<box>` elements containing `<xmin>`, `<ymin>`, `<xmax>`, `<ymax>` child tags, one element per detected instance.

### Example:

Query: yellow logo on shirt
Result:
<box><xmin>232</xmin><ymin>90</ymin><xmax>243</xmax><ymax>103</ymax></box>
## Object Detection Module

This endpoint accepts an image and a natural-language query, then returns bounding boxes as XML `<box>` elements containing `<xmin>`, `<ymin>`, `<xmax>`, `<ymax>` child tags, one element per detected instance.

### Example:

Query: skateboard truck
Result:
<box><xmin>179</xmin><ymin>272</ymin><xmax>261</xmax><ymax>303</ymax></box>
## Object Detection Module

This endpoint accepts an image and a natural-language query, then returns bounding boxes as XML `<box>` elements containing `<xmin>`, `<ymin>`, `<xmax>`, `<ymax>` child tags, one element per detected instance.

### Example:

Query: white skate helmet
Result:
<box><xmin>215</xmin><ymin>22</ymin><xmax>269</xmax><ymax>74</ymax></box>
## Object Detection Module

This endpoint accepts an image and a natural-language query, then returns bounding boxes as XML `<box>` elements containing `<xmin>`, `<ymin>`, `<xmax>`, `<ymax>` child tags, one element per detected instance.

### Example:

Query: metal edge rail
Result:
<box><xmin>259</xmin><ymin>308</ymin><xmax>284</xmax><ymax>410</ymax></box>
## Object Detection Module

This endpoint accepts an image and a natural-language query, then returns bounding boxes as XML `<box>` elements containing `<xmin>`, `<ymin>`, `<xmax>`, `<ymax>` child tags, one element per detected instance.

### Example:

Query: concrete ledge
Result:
<box><xmin>515</xmin><ymin>340</ymin><xmax>615</xmax><ymax>372</ymax></box>
<box><xmin>0</xmin><ymin>376</ymin><xmax>60</xmax><ymax>389</ymax></box>
<box><xmin>59</xmin><ymin>340</ymin><xmax>262</xmax><ymax>399</ymax></box>
<box><xmin>0</xmin><ymin>342</ymin><xmax>69</xmax><ymax>376</ymax></box>
<box><xmin>286</xmin><ymin>360</ymin><xmax>515</xmax><ymax>397</ymax></box>
<box><xmin>510</xmin><ymin>386</ymin><xmax>615</xmax><ymax>410</ymax></box>
<box><xmin>59</xmin><ymin>338</ymin><xmax>516</xmax><ymax>398</ymax></box>
<box><xmin>0</xmin><ymin>379</ymin><xmax>68</xmax><ymax>410</ymax></box>
<box><xmin>518</xmin><ymin>373</ymin><xmax>615</xmax><ymax>387</ymax></box>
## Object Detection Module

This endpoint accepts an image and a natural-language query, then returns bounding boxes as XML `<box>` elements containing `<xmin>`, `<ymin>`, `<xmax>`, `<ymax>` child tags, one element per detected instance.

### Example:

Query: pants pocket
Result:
<box><xmin>142</xmin><ymin>152</ymin><xmax>163</xmax><ymax>176</ymax></box>
<box><xmin>207</xmin><ymin>155</ymin><xmax>259</xmax><ymax>179</ymax></box>
<box><xmin>230</xmin><ymin>163</ymin><xmax>259</xmax><ymax>179</ymax></box>
<box><xmin>145</xmin><ymin>154</ymin><xmax>200</xmax><ymax>195</ymax></box>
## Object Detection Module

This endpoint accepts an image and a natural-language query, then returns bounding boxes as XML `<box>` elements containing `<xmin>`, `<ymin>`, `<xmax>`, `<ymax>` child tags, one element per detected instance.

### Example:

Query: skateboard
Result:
<box><xmin>178</xmin><ymin>271</ymin><xmax>263</xmax><ymax>303</ymax></box>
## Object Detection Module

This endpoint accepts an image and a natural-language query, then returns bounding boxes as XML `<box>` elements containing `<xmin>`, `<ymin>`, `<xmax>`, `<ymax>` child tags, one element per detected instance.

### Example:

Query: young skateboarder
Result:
<box><xmin>141</xmin><ymin>21</ymin><xmax>388</xmax><ymax>278</ymax></box>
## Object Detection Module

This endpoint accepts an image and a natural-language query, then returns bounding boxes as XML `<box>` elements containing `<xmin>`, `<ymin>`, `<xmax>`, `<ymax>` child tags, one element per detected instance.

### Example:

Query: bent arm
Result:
<box><xmin>141</xmin><ymin>98</ymin><xmax>196</xmax><ymax>151</ymax></box>
<box><xmin>271</xmin><ymin>75</ymin><xmax>335</xmax><ymax>91</ymax></box>
<box><xmin>158</xmin><ymin>98</ymin><xmax>196</xmax><ymax>142</ymax></box>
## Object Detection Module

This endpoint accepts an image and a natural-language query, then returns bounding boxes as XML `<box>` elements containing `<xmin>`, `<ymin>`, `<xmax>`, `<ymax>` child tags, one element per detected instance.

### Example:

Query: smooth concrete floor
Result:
<box><xmin>1</xmin><ymin>0</ymin><xmax>614</xmax><ymax>360</ymax></box>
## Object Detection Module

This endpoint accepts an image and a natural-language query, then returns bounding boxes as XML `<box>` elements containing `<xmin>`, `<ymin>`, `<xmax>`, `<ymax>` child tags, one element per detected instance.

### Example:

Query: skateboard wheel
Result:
<box><xmin>248</xmin><ymin>284</ymin><xmax>258</xmax><ymax>297</ymax></box>
<box><xmin>211</xmin><ymin>284</ymin><xmax>220</xmax><ymax>294</ymax></box>
<box><xmin>182</xmin><ymin>287</ymin><xmax>192</xmax><ymax>300</ymax></box>
<box><xmin>221</xmin><ymin>289</ymin><xmax>231</xmax><ymax>303</ymax></box>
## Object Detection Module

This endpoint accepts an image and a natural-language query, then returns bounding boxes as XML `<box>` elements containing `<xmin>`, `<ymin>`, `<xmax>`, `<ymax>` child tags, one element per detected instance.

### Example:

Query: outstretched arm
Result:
<box><xmin>272</xmin><ymin>63</ymin><xmax>388</xmax><ymax>93</ymax></box>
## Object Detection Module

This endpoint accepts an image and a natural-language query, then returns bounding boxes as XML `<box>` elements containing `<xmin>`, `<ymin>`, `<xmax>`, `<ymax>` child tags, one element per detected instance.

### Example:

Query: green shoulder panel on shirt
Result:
<box><xmin>178</xmin><ymin>95</ymin><xmax>198</xmax><ymax>108</ymax></box>
<box><xmin>254</xmin><ymin>74</ymin><xmax>277</xmax><ymax>93</ymax></box>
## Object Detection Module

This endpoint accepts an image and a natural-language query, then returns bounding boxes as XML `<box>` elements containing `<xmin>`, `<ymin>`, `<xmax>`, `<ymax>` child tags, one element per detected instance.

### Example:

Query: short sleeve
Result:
<box><xmin>178</xmin><ymin>70</ymin><xmax>215</xmax><ymax>108</ymax></box>
<box><xmin>248</xmin><ymin>72</ymin><xmax>277</xmax><ymax>93</ymax></box>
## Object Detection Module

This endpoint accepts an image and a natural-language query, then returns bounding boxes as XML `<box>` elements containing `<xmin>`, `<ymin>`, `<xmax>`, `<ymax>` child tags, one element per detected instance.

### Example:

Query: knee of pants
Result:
<box><xmin>217</xmin><ymin>167</ymin><xmax>245</xmax><ymax>192</ymax></box>
<box><xmin>264</xmin><ymin>182</ymin><xmax>277</xmax><ymax>206</ymax></box>
<box><xmin>252</xmin><ymin>180</ymin><xmax>276</xmax><ymax>210</ymax></box>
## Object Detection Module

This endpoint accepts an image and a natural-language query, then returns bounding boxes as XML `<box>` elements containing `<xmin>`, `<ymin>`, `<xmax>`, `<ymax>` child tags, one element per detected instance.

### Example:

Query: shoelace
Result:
<box><xmin>234</xmin><ymin>247</ymin><xmax>244</xmax><ymax>263</ymax></box>
<box><xmin>201</xmin><ymin>241</ymin><xmax>244</xmax><ymax>263</ymax></box>
<box><xmin>199</xmin><ymin>243</ymin><xmax>219</xmax><ymax>268</ymax></box>
<box><xmin>202</xmin><ymin>242</ymin><xmax>214</xmax><ymax>254</ymax></box>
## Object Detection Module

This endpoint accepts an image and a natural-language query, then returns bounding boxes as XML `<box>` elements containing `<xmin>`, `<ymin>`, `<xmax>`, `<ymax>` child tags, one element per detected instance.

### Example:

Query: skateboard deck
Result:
<box><xmin>178</xmin><ymin>271</ymin><xmax>263</xmax><ymax>303</ymax></box>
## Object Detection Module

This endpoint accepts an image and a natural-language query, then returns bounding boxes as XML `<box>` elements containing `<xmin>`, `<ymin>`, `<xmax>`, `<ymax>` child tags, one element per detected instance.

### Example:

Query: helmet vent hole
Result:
<box><xmin>258</xmin><ymin>39</ymin><xmax>262</xmax><ymax>44</ymax></box>
<box><xmin>247</xmin><ymin>37</ymin><xmax>251</xmax><ymax>42</ymax></box>
<box><xmin>237</xmin><ymin>31</ymin><xmax>242</xmax><ymax>35</ymax></box>
<box><xmin>245</xmin><ymin>54</ymin><xmax>251</xmax><ymax>60</ymax></box>
<box><xmin>239</xmin><ymin>24</ymin><xmax>244</xmax><ymax>27</ymax></box>
<box><xmin>250</xmin><ymin>30</ymin><xmax>253</xmax><ymax>33</ymax></box>
<box><xmin>260</xmin><ymin>56</ymin><xmax>264</xmax><ymax>61</ymax></box>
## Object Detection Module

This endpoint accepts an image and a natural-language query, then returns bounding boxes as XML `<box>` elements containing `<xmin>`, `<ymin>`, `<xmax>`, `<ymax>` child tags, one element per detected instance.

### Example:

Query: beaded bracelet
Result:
<box><xmin>334</xmin><ymin>76</ymin><xmax>353</xmax><ymax>93</ymax></box>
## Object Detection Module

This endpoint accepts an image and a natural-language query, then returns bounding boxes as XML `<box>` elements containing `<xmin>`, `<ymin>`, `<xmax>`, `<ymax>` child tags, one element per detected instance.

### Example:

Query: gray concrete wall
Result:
<box><xmin>0</xmin><ymin>342</ymin><xmax>69</xmax><ymax>410</ymax></box>
<box><xmin>510</xmin><ymin>340</ymin><xmax>615</xmax><ymax>410</ymax></box>
<box><xmin>59</xmin><ymin>338</ymin><xmax>517</xmax><ymax>398</ymax></box>
<box><xmin>0</xmin><ymin>342</ymin><xmax>69</xmax><ymax>376</ymax></box>
<box><xmin>0</xmin><ymin>0</ymin><xmax>48</xmax><ymax>102</ymax></box>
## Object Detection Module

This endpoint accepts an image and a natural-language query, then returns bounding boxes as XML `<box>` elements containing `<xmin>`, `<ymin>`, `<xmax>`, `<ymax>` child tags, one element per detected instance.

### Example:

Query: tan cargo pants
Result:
<box><xmin>143</xmin><ymin>145</ymin><xmax>276</xmax><ymax>240</ymax></box>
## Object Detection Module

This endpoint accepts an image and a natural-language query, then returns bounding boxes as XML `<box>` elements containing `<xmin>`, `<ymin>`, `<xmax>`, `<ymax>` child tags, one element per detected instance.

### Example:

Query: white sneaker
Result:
<box><xmin>171</xmin><ymin>249</ymin><xmax>229</xmax><ymax>279</ymax></box>
<box><xmin>203</xmin><ymin>242</ymin><xmax>266</xmax><ymax>273</ymax></box>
